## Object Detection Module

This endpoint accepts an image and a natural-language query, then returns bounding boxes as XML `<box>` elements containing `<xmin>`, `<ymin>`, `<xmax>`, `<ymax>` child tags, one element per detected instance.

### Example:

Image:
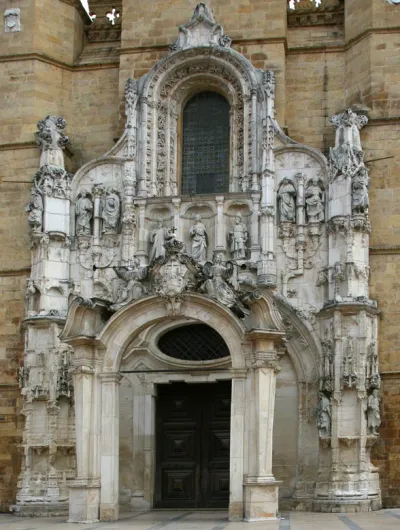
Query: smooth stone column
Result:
<box><xmin>100</xmin><ymin>373</ymin><xmax>122</xmax><ymax>521</ymax></box>
<box><xmin>229</xmin><ymin>374</ymin><xmax>246</xmax><ymax>521</ymax></box>
<box><xmin>244</xmin><ymin>331</ymin><xmax>281</xmax><ymax>522</ymax></box>
<box><xmin>68</xmin><ymin>364</ymin><xmax>100</xmax><ymax>523</ymax></box>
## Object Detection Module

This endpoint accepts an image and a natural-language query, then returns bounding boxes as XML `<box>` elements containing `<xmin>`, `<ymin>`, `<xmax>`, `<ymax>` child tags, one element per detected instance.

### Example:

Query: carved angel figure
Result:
<box><xmin>317</xmin><ymin>392</ymin><xmax>331</xmax><ymax>437</ymax></box>
<box><xmin>102</xmin><ymin>189</ymin><xmax>120</xmax><ymax>234</ymax></box>
<box><xmin>150</xmin><ymin>221</ymin><xmax>175</xmax><ymax>261</ymax></box>
<box><xmin>200</xmin><ymin>254</ymin><xmax>237</xmax><ymax>308</ymax></box>
<box><xmin>26</xmin><ymin>190</ymin><xmax>43</xmax><ymax>232</ymax></box>
<box><xmin>189</xmin><ymin>214</ymin><xmax>208</xmax><ymax>262</ymax></box>
<box><xmin>75</xmin><ymin>190</ymin><xmax>93</xmax><ymax>236</ymax></box>
<box><xmin>352</xmin><ymin>167</ymin><xmax>369</xmax><ymax>214</ymax></box>
<box><xmin>111</xmin><ymin>258</ymin><xmax>148</xmax><ymax>311</ymax></box>
<box><xmin>305</xmin><ymin>177</ymin><xmax>325</xmax><ymax>223</ymax></box>
<box><xmin>228</xmin><ymin>213</ymin><xmax>248</xmax><ymax>260</ymax></box>
<box><xmin>367</xmin><ymin>389</ymin><xmax>381</xmax><ymax>435</ymax></box>
<box><xmin>278</xmin><ymin>178</ymin><xmax>296</xmax><ymax>222</ymax></box>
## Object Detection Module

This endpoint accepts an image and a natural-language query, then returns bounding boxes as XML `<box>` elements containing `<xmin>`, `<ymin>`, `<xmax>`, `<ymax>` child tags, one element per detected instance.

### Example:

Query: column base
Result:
<box><xmin>68</xmin><ymin>479</ymin><xmax>100</xmax><ymax>523</ymax></box>
<box><xmin>243</xmin><ymin>478</ymin><xmax>281</xmax><ymax>521</ymax></box>
<box><xmin>229</xmin><ymin>501</ymin><xmax>244</xmax><ymax>521</ymax></box>
<box><xmin>100</xmin><ymin>502</ymin><xmax>119</xmax><ymax>521</ymax></box>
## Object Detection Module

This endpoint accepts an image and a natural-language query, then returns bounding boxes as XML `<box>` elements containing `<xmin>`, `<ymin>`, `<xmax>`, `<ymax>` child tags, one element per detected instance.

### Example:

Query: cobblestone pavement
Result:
<box><xmin>0</xmin><ymin>510</ymin><xmax>400</xmax><ymax>530</ymax></box>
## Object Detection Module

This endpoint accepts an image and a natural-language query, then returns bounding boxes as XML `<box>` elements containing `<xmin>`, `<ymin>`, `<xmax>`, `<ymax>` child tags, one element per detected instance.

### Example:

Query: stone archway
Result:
<box><xmin>61</xmin><ymin>292</ymin><xmax>292</xmax><ymax>523</ymax></box>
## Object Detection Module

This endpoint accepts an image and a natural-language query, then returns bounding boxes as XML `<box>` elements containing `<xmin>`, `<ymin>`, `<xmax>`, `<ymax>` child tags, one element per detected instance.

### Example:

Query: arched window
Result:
<box><xmin>158</xmin><ymin>324</ymin><xmax>230</xmax><ymax>361</ymax></box>
<box><xmin>181</xmin><ymin>91</ymin><xmax>230</xmax><ymax>195</ymax></box>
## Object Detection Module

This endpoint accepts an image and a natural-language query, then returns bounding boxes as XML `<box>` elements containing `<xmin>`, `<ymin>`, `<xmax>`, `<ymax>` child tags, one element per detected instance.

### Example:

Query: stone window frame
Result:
<box><xmin>138</xmin><ymin>46</ymin><xmax>262</xmax><ymax>197</ymax></box>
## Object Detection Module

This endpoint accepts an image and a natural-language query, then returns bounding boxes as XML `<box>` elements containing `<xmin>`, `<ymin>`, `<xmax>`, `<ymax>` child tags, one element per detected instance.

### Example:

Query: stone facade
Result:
<box><xmin>0</xmin><ymin>0</ymin><xmax>399</xmax><ymax>520</ymax></box>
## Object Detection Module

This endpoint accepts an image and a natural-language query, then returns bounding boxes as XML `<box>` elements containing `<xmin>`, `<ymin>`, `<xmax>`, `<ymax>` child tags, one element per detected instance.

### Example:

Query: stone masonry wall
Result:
<box><xmin>0</xmin><ymin>0</ymin><xmax>399</xmax><ymax>510</ymax></box>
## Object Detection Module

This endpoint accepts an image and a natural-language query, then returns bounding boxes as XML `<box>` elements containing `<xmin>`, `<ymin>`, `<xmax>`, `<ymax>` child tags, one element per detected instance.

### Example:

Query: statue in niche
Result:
<box><xmin>228</xmin><ymin>213</ymin><xmax>248</xmax><ymax>260</ymax></box>
<box><xmin>111</xmin><ymin>258</ymin><xmax>148</xmax><ymax>311</ymax></box>
<box><xmin>278</xmin><ymin>178</ymin><xmax>296</xmax><ymax>222</ymax></box>
<box><xmin>317</xmin><ymin>392</ymin><xmax>331</xmax><ymax>437</ymax></box>
<box><xmin>366</xmin><ymin>389</ymin><xmax>381</xmax><ymax>435</ymax></box>
<box><xmin>305</xmin><ymin>177</ymin><xmax>325</xmax><ymax>223</ymax></box>
<box><xmin>189</xmin><ymin>214</ymin><xmax>208</xmax><ymax>262</ymax></box>
<box><xmin>75</xmin><ymin>190</ymin><xmax>93</xmax><ymax>236</ymax></box>
<box><xmin>101</xmin><ymin>189</ymin><xmax>120</xmax><ymax>235</ymax></box>
<box><xmin>352</xmin><ymin>167</ymin><xmax>369</xmax><ymax>214</ymax></box>
<box><xmin>26</xmin><ymin>190</ymin><xmax>43</xmax><ymax>232</ymax></box>
<box><xmin>150</xmin><ymin>220</ymin><xmax>176</xmax><ymax>261</ymax></box>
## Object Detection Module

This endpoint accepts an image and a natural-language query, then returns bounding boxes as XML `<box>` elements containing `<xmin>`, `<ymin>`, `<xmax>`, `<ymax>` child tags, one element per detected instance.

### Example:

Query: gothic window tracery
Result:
<box><xmin>181</xmin><ymin>91</ymin><xmax>230</xmax><ymax>195</ymax></box>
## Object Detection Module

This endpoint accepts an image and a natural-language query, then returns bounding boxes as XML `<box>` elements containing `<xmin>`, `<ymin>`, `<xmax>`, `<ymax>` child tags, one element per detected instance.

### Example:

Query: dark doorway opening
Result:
<box><xmin>155</xmin><ymin>381</ymin><xmax>231</xmax><ymax>508</ymax></box>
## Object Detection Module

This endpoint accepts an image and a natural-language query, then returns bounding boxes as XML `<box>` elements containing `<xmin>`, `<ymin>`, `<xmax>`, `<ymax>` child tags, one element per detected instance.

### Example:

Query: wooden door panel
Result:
<box><xmin>155</xmin><ymin>382</ymin><xmax>231</xmax><ymax>508</ymax></box>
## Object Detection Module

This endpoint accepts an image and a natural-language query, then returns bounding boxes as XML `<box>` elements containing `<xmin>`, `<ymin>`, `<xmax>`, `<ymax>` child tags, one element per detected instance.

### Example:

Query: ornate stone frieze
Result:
<box><xmin>317</xmin><ymin>391</ymin><xmax>331</xmax><ymax>437</ymax></box>
<box><xmin>169</xmin><ymin>3</ymin><xmax>231</xmax><ymax>52</ymax></box>
<box><xmin>4</xmin><ymin>8</ymin><xmax>21</xmax><ymax>32</ymax></box>
<box><xmin>366</xmin><ymin>389</ymin><xmax>381</xmax><ymax>436</ymax></box>
<box><xmin>33</xmin><ymin>165</ymin><xmax>72</xmax><ymax>200</ymax></box>
<box><xmin>111</xmin><ymin>258</ymin><xmax>148</xmax><ymax>311</ymax></box>
<box><xmin>341</xmin><ymin>334</ymin><xmax>358</xmax><ymax>389</ymax></box>
<box><xmin>320</xmin><ymin>330</ymin><xmax>334</xmax><ymax>392</ymax></box>
<box><xmin>36</xmin><ymin>116</ymin><xmax>68</xmax><ymax>168</ymax></box>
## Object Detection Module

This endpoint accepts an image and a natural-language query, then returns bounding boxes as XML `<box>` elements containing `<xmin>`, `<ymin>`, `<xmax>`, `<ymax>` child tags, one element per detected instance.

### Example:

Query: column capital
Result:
<box><xmin>71</xmin><ymin>365</ymin><xmax>95</xmax><ymax>376</ymax></box>
<box><xmin>99</xmin><ymin>372</ymin><xmax>123</xmax><ymax>384</ymax></box>
<box><xmin>252</xmin><ymin>352</ymin><xmax>281</xmax><ymax>373</ymax></box>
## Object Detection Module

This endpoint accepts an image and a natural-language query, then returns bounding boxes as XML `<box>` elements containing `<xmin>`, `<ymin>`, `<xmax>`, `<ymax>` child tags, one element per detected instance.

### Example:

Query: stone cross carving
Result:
<box><xmin>189</xmin><ymin>214</ymin><xmax>208</xmax><ymax>262</ymax></box>
<box><xmin>106</xmin><ymin>7</ymin><xmax>120</xmax><ymax>25</ymax></box>
<box><xmin>4</xmin><ymin>8</ymin><xmax>20</xmax><ymax>32</ymax></box>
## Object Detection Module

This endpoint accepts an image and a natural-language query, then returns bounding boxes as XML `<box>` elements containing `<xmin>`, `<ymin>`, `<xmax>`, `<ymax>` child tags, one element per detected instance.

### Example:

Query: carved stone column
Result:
<box><xmin>68</xmin><ymin>364</ymin><xmax>100</xmax><ymax>524</ymax></box>
<box><xmin>214</xmin><ymin>195</ymin><xmax>226</xmax><ymax>257</ymax></box>
<box><xmin>243</xmin><ymin>331</ymin><xmax>282</xmax><ymax>521</ymax></box>
<box><xmin>99</xmin><ymin>372</ymin><xmax>122</xmax><ymax>521</ymax></box>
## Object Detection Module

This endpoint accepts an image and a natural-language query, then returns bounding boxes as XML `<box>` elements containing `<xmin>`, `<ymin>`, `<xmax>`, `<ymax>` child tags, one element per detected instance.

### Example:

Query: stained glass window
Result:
<box><xmin>181</xmin><ymin>92</ymin><xmax>230</xmax><ymax>195</ymax></box>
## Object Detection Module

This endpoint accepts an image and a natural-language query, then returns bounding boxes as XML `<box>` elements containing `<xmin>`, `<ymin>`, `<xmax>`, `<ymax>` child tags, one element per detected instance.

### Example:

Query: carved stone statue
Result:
<box><xmin>75</xmin><ymin>190</ymin><xmax>93</xmax><ymax>236</ymax></box>
<box><xmin>305</xmin><ymin>177</ymin><xmax>325</xmax><ymax>223</ymax></box>
<box><xmin>150</xmin><ymin>221</ymin><xmax>175</xmax><ymax>261</ymax></box>
<box><xmin>111</xmin><ymin>258</ymin><xmax>148</xmax><ymax>311</ymax></box>
<box><xmin>101</xmin><ymin>189</ymin><xmax>120</xmax><ymax>235</ymax></box>
<box><xmin>352</xmin><ymin>167</ymin><xmax>369</xmax><ymax>214</ymax></box>
<box><xmin>26</xmin><ymin>190</ymin><xmax>43</xmax><ymax>232</ymax></box>
<box><xmin>367</xmin><ymin>389</ymin><xmax>381</xmax><ymax>435</ymax></box>
<box><xmin>189</xmin><ymin>214</ymin><xmax>208</xmax><ymax>262</ymax></box>
<box><xmin>200</xmin><ymin>254</ymin><xmax>243</xmax><ymax>314</ymax></box>
<box><xmin>278</xmin><ymin>178</ymin><xmax>296</xmax><ymax>222</ymax></box>
<box><xmin>228</xmin><ymin>213</ymin><xmax>248</xmax><ymax>260</ymax></box>
<box><xmin>317</xmin><ymin>392</ymin><xmax>331</xmax><ymax>437</ymax></box>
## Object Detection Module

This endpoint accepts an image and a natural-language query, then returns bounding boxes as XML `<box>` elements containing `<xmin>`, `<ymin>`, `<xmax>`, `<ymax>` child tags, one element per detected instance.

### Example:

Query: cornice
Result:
<box><xmin>370</xmin><ymin>246</ymin><xmax>400</xmax><ymax>255</ymax></box>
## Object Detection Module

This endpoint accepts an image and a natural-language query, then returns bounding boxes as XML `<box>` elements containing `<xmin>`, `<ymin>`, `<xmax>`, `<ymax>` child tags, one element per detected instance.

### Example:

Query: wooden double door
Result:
<box><xmin>155</xmin><ymin>381</ymin><xmax>231</xmax><ymax>508</ymax></box>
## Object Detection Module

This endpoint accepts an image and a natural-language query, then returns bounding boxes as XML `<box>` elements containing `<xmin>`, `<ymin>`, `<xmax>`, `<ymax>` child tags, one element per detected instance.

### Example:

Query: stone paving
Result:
<box><xmin>1</xmin><ymin>510</ymin><xmax>400</xmax><ymax>530</ymax></box>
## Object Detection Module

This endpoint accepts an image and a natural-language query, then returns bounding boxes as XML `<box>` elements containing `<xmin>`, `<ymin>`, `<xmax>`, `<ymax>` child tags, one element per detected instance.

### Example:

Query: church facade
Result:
<box><xmin>1</xmin><ymin>0</ymin><xmax>400</xmax><ymax>523</ymax></box>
